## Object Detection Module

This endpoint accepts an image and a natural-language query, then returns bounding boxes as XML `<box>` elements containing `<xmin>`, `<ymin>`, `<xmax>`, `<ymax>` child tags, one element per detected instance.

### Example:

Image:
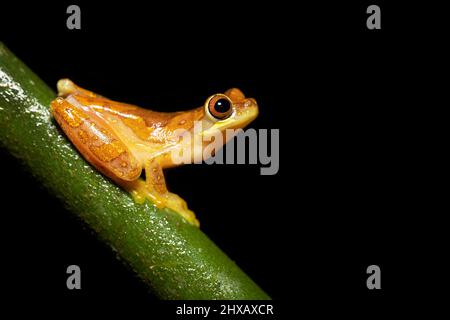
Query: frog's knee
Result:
<box><xmin>57</xmin><ymin>79</ymin><xmax>77</xmax><ymax>97</ymax></box>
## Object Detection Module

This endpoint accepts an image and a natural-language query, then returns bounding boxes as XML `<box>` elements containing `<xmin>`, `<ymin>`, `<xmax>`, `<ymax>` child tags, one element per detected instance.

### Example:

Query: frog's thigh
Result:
<box><xmin>51</xmin><ymin>97</ymin><xmax>142</xmax><ymax>183</ymax></box>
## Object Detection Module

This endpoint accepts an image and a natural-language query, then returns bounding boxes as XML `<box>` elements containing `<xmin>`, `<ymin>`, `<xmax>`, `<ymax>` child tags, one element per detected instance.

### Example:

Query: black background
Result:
<box><xmin>0</xmin><ymin>1</ymin><xmax>440</xmax><ymax>317</ymax></box>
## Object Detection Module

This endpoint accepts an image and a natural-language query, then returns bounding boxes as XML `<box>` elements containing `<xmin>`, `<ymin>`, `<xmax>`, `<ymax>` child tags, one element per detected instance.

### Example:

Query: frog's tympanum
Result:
<box><xmin>50</xmin><ymin>79</ymin><xmax>259</xmax><ymax>226</ymax></box>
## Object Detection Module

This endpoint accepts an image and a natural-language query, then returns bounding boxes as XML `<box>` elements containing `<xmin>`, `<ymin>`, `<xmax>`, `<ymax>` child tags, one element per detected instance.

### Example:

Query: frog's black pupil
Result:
<box><xmin>214</xmin><ymin>99</ymin><xmax>231</xmax><ymax>114</ymax></box>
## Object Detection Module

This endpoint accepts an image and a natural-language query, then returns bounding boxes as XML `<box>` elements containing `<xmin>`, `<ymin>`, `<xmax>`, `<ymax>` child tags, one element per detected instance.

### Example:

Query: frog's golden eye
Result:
<box><xmin>206</xmin><ymin>94</ymin><xmax>233</xmax><ymax>121</ymax></box>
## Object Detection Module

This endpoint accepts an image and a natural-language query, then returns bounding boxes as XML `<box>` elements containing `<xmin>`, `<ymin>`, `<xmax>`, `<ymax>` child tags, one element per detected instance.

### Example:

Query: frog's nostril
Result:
<box><xmin>244</xmin><ymin>98</ymin><xmax>258</xmax><ymax>108</ymax></box>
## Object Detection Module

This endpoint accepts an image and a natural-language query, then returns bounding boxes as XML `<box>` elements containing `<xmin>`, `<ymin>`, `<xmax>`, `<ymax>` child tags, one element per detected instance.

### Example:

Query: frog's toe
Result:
<box><xmin>125</xmin><ymin>179</ymin><xmax>199</xmax><ymax>227</ymax></box>
<box><xmin>164</xmin><ymin>193</ymin><xmax>199</xmax><ymax>227</ymax></box>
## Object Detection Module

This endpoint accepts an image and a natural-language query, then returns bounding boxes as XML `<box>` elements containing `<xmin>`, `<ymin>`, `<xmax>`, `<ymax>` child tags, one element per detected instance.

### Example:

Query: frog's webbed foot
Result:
<box><xmin>124</xmin><ymin>159</ymin><xmax>199</xmax><ymax>227</ymax></box>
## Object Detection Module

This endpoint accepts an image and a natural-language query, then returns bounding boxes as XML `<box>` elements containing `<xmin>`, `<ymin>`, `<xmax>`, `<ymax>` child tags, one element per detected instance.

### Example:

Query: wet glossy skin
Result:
<box><xmin>50</xmin><ymin>79</ymin><xmax>258</xmax><ymax>226</ymax></box>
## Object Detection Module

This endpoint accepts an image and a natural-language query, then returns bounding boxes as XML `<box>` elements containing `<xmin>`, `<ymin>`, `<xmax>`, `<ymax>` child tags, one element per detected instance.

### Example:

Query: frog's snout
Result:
<box><xmin>232</xmin><ymin>96</ymin><xmax>259</xmax><ymax>128</ymax></box>
<box><xmin>239</xmin><ymin>97</ymin><xmax>258</xmax><ymax>113</ymax></box>
<box><xmin>244</xmin><ymin>98</ymin><xmax>258</xmax><ymax>108</ymax></box>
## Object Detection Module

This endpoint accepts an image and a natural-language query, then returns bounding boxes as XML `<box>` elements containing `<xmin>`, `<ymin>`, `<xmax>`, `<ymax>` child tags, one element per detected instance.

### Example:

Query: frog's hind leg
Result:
<box><xmin>127</xmin><ymin>159</ymin><xmax>199</xmax><ymax>227</ymax></box>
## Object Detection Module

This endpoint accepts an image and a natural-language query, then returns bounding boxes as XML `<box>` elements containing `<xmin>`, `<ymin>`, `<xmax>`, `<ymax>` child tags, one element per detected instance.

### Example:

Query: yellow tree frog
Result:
<box><xmin>50</xmin><ymin>79</ymin><xmax>259</xmax><ymax>227</ymax></box>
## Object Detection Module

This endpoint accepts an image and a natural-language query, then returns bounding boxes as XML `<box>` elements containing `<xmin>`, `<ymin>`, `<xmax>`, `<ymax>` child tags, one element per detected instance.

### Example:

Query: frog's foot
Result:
<box><xmin>123</xmin><ymin>160</ymin><xmax>199</xmax><ymax>227</ymax></box>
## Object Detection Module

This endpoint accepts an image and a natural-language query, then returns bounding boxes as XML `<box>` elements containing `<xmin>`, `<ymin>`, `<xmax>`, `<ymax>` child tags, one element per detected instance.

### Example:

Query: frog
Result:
<box><xmin>50</xmin><ymin>79</ymin><xmax>259</xmax><ymax>227</ymax></box>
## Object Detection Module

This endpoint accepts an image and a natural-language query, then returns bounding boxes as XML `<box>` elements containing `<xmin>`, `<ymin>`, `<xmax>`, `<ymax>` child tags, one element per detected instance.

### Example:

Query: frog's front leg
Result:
<box><xmin>125</xmin><ymin>158</ymin><xmax>199</xmax><ymax>227</ymax></box>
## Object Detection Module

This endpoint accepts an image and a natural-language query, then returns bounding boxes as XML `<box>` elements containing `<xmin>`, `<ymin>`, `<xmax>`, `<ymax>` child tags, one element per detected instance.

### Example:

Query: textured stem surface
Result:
<box><xmin>0</xmin><ymin>42</ymin><xmax>269</xmax><ymax>300</ymax></box>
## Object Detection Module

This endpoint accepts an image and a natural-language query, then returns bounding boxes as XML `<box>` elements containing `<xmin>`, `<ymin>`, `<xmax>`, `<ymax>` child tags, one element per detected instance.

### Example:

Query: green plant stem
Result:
<box><xmin>0</xmin><ymin>42</ymin><xmax>269</xmax><ymax>300</ymax></box>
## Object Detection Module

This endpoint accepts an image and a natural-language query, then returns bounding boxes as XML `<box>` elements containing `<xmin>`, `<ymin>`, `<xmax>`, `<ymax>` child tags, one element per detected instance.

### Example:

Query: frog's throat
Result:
<box><xmin>126</xmin><ymin>179</ymin><xmax>200</xmax><ymax>227</ymax></box>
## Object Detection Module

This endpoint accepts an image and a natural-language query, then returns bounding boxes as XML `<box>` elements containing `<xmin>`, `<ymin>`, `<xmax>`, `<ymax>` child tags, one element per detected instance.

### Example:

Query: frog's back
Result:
<box><xmin>51</xmin><ymin>79</ymin><xmax>205</xmax><ymax>183</ymax></box>
<box><xmin>56</xmin><ymin>78</ymin><xmax>204</xmax><ymax>130</ymax></box>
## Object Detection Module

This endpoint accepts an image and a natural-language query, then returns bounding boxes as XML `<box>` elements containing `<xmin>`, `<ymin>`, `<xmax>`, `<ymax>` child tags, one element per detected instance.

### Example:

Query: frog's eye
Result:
<box><xmin>206</xmin><ymin>94</ymin><xmax>233</xmax><ymax>121</ymax></box>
